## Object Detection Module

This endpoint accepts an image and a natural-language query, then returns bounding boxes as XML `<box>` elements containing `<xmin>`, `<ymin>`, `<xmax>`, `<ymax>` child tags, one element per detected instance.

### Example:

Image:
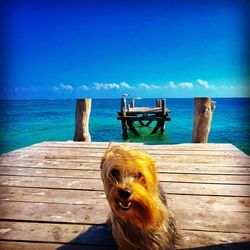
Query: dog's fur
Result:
<box><xmin>100</xmin><ymin>145</ymin><xmax>178</xmax><ymax>250</ymax></box>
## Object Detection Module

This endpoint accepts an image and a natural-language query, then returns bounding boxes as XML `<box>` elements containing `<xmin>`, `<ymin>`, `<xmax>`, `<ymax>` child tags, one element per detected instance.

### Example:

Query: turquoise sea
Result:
<box><xmin>0</xmin><ymin>98</ymin><xmax>249</xmax><ymax>155</ymax></box>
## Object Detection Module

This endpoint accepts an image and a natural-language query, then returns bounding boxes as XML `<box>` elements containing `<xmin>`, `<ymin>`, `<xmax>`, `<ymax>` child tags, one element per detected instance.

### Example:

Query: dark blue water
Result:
<box><xmin>0</xmin><ymin>98</ymin><xmax>249</xmax><ymax>155</ymax></box>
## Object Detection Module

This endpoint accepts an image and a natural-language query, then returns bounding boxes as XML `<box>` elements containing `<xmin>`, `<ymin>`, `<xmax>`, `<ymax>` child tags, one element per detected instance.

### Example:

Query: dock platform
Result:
<box><xmin>117</xmin><ymin>98</ymin><xmax>171</xmax><ymax>137</ymax></box>
<box><xmin>0</xmin><ymin>141</ymin><xmax>250</xmax><ymax>249</ymax></box>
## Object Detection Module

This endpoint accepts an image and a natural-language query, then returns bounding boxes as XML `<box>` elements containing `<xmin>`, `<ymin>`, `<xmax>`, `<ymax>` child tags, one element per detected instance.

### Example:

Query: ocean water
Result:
<box><xmin>0</xmin><ymin>98</ymin><xmax>249</xmax><ymax>155</ymax></box>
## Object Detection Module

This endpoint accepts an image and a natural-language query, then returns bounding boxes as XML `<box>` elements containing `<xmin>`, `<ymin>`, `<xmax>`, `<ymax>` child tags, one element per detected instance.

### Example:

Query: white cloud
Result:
<box><xmin>120</xmin><ymin>81</ymin><xmax>133</xmax><ymax>89</ymax></box>
<box><xmin>53</xmin><ymin>83</ymin><xmax>73</xmax><ymax>92</ymax></box>
<box><xmin>139</xmin><ymin>83</ymin><xmax>160</xmax><ymax>89</ymax></box>
<box><xmin>179</xmin><ymin>82</ymin><xmax>193</xmax><ymax>89</ymax></box>
<box><xmin>167</xmin><ymin>81</ymin><xmax>178</xmax><ymax>89</ymax></box>
<box><xmin>78</xmin><ymin>85</ymin><xmax>89</xmax><ymax>90</ymax></box>
<box><xmin>94</xmin><ymin>82</ymin><xmax>120</xmax><ymax>90</ymax></box>
<box><xmin>60</xmin><ymin>83</ymin><xmax>73</xmax><ymax>91</ymax></box>
<box><xmin>140</xmin><ymin>83</ymin><xmax>150</xmax><ymax>89</ymax></box>
<box><xmin>151</xmin><ymin>84</ymin><xmax>160</xmax><ymax>89</ymax></box>
<box><xmin>197</xmin><ymin>79</ymin><xmax>210</xmax><ymax>88</ymax></box>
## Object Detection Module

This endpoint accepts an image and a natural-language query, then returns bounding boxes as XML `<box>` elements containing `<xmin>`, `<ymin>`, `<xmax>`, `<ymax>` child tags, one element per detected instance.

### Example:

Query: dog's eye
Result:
<box><xmin>110</xmin><ymin>169</ymin><xmax>120</xmax><ymax>179</ymax></box>
<box><xmin>134</xmin><ymin>172</ymin><xmax>142</xmax><ymax>179</ymax></box>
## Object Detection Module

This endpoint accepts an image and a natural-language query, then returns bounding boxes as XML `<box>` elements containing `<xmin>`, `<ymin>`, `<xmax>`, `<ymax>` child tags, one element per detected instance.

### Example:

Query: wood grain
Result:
<box><xmin>0</xmin><ymin>141</ymin><xmax>250</xmax><ymax>249</ymax></box>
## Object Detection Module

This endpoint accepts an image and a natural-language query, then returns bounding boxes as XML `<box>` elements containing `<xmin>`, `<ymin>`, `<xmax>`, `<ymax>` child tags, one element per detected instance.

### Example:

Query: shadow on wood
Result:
<box><xmin>56</xmin><ymin>224</ymin><xmax>117</xmax><ymax>250</ymax></box>
<box><xmin>56</xmin><ymin>223</ymin><xmax>250</xmax><ymax>250</ymax></box>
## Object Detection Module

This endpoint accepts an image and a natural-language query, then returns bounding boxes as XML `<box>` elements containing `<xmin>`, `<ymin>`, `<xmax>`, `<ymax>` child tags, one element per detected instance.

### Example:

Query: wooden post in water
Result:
<box><xmin>160</xmin><ymin>99</ymin><xmax>166</xmax><ymax>135</ymax></box>
<box><xmin>130</xmin><ymin>99</ymin><xmax>135</xmax><ymax>108</ymax></box>
<box><xmin>161</xmin><ymin>99</ymin><xmax>166</xmax><ymax>115</ymax></box>
<box><xmin>151</xmin><ymin>98</ymin><xmax>166</xmax><ymax>135</ymax></box>
<box><xmin>74</xmin><ymin>98</ymin><xmax>91</xmax><ymax>142</ymax></box>
<box><xmin>156</xmin><ymin>99</ymin><xmax>161</xmax><ymax>107</ymax></box>
<box><xmin>121</xmin><ymin>98</ymin><xmax>128</xmax><ymax>138</ymax></box>
<box><xmin>192</xmin><ymin>97</ymin><xmax>215</xmax><ymax>143</ymax></box>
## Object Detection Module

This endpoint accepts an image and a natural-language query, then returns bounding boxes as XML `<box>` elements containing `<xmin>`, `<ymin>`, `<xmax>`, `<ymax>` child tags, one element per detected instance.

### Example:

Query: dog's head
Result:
<box><xmin>100</xmin><ymin>145</ymin><xmax>167</xmax><ymax>228</ymax></box>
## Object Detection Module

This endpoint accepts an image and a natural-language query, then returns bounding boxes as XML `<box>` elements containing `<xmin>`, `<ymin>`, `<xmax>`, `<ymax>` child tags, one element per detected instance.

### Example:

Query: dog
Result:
<box><xmin>100</xmin><ymin>144</ymin><xmax>178</xmax><ymax>250</ymax></box>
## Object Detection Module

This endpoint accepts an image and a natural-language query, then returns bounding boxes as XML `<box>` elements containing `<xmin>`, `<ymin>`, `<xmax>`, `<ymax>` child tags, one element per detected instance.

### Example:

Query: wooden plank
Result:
<box><xmin>1</xmin><ymin>157</ymin><xmax>250</xmax><ymax>172</ymax></box>
<box><xmin>117</xmin><ymin>116</ymin><xmax>170</xmax><ymax>121</ymax></box>
<box><xmin>0</xmin><ymin>201</ymin><xmax>107</xmax><ymax>225</ymax></box>
<box><xmin>0</xmin><ymin>176</ymin><xmax>104</xmax><ymax>192</ymax></box>
<box><xmin>145</xmin><ymin>120</ymin><xmax>153</xmax><ymax>127</ymax></box>
<box><xmin>1</xmin><ymin>160</ymin><xmax>250</xmax><ymax>175</ymax></box>
<box><xmin>158</xmin><ymin>173</ymin><xmax>250</xmax><ymax>185</ymax></box>
<box><xmin>0</xmin><ymin>186</ymin><xmax>107</xmax><ymax>205</ymax></box>
<box><xmin>138</xmin><ymin>120</ymin><xmax>145</xmax><ymax>126</ymax></box>
<box><xmin>151</xmin><ymin>121</ymin><xmax>161</xmax><ymax>134</ymax></box>
<box><xmin>0</xmin><ymin>186</ymin><xmax>249</xmax><ymax>212</ymax></box>
<box><xmin>2</xmin><ymin>156</ymin><xmax>249</xmax><ymax>168</ymax></box>
<box><xmin>1</xmin><ymin>166</ymin><xmax>250</xmax><ymax>185</ymax></box>
<box><xmin>162</xmin><ymin>182</ymin><xmax>250</xmax><ymax>197</ymax></box>
<box><xmin>35</xmin><ymin>141</ymin><xmax>240</xmax><ymax>150</ymax></box>
<box><xmin>0</xmin><ymin>166</ymin><xmax>102</xmax><ymax>179</ymax></box>
<box><xmin>127</xmin><ymin>121</ymin><xmax>140</xmax><ymax>136</ymax></box>
<box><xmin>140</xmin><ymin>154</ymin><xmax>249</xmax><ymax>165</ymax></box>
<box><xmin>6</xmin><ymin>144</ymin><xmax>245</xmax><ymax>155</ymax></box>
<box><xmin>6</xmin><ymin>141</ymin><xmax>241</xmax><ymax>151</ymax></box>
<box><xmin>128</xmin><ymin>107</ymin><xmax>162</xmax><ymax>111</ymax></box>
<box><xmin>0</xmin><ymin>201</ymin><xmax>249</xmax><ymax>233</ymax></box>
<box><xmin>2</xmin><ymin>152</ymin><xmax>249</xmax><ymax>166</ymax></box>
<box><xmin>180</xmin><ymin>230</ymin><xmax>250</xmax><ymax>249</ymax></box>
<box><xmin>1</xmin><ymin>175</ymin><xmax>249</xmax><ymax>196</ymax></box>
<box><xmin>3</xmin><ymin>143</ymin><xmax>248</xmax><ymax>158</ymax></box>
<box><xmin>0</xmin><ymin>222</ymin><xmax>249</xmax><ymax>248</ymax></box>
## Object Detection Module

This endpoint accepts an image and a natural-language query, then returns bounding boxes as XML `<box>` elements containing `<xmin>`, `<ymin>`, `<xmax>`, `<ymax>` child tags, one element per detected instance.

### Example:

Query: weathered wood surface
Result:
<box><xmin>192</xmin><ymin>97</ymin><xmax>215</xmax><ymax>143</ymax></box>
<box><xmin>123</xmin><ymin>107</ymin><xmax>171</xmax><ymax>114</ymax></box>
<box><xmin>0</xmin><ymin>142</ymin><xmax>250</xmax><ymax>250</ymax></box>
<box><xmin>74</xmin><ymin>99</ymin><xmax>91</xmax><ymax>142</ymax></box>
<box><xmin>118</xmin><ymin>98</ymin><xmax>171</xmax><ymax>137</ymax></box>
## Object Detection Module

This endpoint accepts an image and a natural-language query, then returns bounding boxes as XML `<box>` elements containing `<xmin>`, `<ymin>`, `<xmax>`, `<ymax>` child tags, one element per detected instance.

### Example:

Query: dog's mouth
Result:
<box><xmin>116</xmin><ymin>200</ymin><xmax>132</xmax><ymax>210</ymax></box>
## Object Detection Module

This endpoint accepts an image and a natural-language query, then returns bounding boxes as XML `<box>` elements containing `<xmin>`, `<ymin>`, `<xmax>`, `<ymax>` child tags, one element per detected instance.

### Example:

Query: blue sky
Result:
<box><xmin>1</xmin><ymin>0</ymin><xmax>249</xmax><ymax>99</ymax></box>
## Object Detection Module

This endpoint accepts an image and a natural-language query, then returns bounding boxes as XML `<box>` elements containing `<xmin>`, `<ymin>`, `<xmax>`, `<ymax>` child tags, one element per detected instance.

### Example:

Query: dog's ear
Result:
<box><xmin>100</xmin><ymin>142</ymin><xmax>114</xmax><ymax>169</ymax></box>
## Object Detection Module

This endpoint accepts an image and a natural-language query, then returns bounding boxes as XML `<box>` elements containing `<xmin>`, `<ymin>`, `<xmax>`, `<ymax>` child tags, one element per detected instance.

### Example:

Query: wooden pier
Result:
<box><xmin>117</xmin><ymin>98</ymin><xmax>171</xmax><ymax>138</ymax></box>
<box><xmin>0</xmin><ymin>141</ymin><xmax>250</xmax><ymax>249</ymax></box>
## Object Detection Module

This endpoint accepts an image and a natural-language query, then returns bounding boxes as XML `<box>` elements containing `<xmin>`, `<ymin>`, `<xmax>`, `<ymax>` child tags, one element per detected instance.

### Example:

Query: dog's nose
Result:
<box><xmin>118</xmin><ymin>188</ymin><xmax>132</xmax><ymax>199</ymax></box>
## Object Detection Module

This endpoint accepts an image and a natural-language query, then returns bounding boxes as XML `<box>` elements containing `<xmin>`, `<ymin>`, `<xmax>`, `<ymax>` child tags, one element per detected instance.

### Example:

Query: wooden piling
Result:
<box><xmin>121</xmin><ymin>97</ymin><xmax>128</xmax><ymax>138</ymax></box>
<box><xmin>121</xmin><ymin>97</ymin><xmax>126</xmax><ymax>116</ymax></box>
<box><xmin>156</xmin><ymin>99</ymin><xmax>161</xmax><ymax>107</ymax></box>
<box><xmin>161</xmin><ymin>99</ymin><xmax>166</xmax><ymax>116</ymax></box>
<box><xmin>192</xmin><ymin>97</ymin><xmax>215</xmax><ymax>143</ymax></box>
<box><xmin>74</xmin><ymin>99</ymin><xmax>91</xmax><ymax>142</ymax></box>
<box><xmin>160</xmin><ymin>99</ymin><xmax>166</xmax><ymax>135</ymax></box>
<box><xmin>130</xmin><ymin>99</ymin><xmax>135</xmax><ymax>108</ymax></box>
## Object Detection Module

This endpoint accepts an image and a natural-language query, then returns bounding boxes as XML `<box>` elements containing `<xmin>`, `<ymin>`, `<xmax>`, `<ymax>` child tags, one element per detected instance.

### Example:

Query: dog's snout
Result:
<box><xmin>118</xmin><ymin>188</ymin><xmax>132</xmax><ymax>199</ymax></box>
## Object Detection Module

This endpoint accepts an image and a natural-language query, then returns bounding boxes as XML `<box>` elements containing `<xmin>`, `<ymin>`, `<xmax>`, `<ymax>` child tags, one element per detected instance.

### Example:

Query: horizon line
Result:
<box><xmin>0</xmin><ymin>97</ymin><xmax>249</xmax><ymax>101</ymax></box>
